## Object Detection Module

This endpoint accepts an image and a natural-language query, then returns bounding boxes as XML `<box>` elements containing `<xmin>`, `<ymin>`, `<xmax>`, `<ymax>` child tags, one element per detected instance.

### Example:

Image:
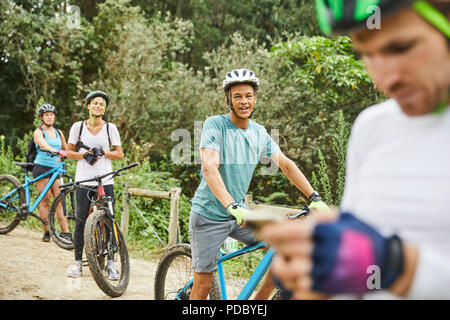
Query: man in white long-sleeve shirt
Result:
<box><xmin>261</xmin><ymin>0</ymin><xmax>450</xmax><ymax>299</ymax></box>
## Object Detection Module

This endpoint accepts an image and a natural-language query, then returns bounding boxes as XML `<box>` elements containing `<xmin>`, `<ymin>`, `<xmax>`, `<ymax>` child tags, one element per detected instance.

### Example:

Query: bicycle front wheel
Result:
<box><xmin>48</xmin><ymin>189</ymin><xmax>77</xmax><ymax>250</ymax></box>
<box><xmin>154</xmin><ymin>243</ymin><xmax>220</xmax><ymax>300</ymax></box>
<box><xmin>0</xmin><ymin>174</ymin><xmax>25</xmax><ymax>234</ymax></box>
<box><xmin>84</xmin><ymin>209</ymin><xmax>130</xmax><ymax>297</ymax></box>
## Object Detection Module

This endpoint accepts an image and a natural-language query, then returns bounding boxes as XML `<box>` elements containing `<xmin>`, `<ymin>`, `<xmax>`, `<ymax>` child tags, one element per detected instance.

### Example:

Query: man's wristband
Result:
<box><xmin>382</xmin><ymin>235</ymin><xmax>404</xmax><ymax>289</ymax></box>
<box><xmin>226</xmin><ymin>202</ymin><xmax>239</xmax><ymax>210</ymax></box>
<box><xmin>309</xmin><ymin>191</ymin><xmax>322</xmax><ymax>202</ymax></box>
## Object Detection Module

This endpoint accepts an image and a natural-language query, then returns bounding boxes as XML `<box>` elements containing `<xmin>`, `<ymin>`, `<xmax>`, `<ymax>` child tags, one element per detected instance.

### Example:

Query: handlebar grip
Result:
<box><xmin>76</xmin><ymin>141</ymin><xmax>91</xmax><ymax>151</ymax></box>
<box><xmin>119</xmin><ymin>162</ymin><xmax>139</xmax><ymax>171</ymax></box>
<box><xmin>41</xmin><ymin>149</ymin><xmax>59</xmax><ymax>157</ymax></box>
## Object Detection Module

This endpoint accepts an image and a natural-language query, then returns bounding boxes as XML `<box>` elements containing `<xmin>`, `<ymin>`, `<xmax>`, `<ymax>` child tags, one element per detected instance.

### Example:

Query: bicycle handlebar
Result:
<box><xmin>59</xmin><ymin>162</ymin><xmax>139</xmax><ymax>189</ymax></box>
<box><xmin>232</xmin><ymin>205</ymin><xmax>311</xmax><ymax>232</ymax></box>
<box><xmin>40</xmin><ymin>149</ymin><xmax>66</xmax><ymax>160</ymax></box>
<box><xmin>75</xmin><ymin>141</ymin><xmax>91</xmax><ymax>151</ymax></box>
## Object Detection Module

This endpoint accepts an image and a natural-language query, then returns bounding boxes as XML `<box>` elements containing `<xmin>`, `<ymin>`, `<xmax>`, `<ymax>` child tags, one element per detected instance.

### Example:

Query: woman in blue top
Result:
<box><xmin>32</xmin><ymin>104</ymin><xmax>70</xmax><ymax>242</ymax></box>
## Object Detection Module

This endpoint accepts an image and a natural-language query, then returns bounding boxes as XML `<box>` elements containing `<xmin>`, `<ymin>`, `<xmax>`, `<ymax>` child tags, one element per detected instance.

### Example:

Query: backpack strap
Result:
<box><xmin>76</xmin><ymin>120</ymin><xmax>111</xmax><ymax>150</ymax></box>
<box><xmin>78</xmin><ymin>120</ymin><xmax>84</xmax><ymax>141</ymax></box>
<box><xmin>76</xmin><ymin>121</ymin><xmax>84</xmax><ymax>151</ymax></box>
<box><xmin>35</xmin><ymin>127</ymin><xmax>45</xmax><ymax>151</ymax></box>
<box><xmin>106</xmin><ymin>121</ymin><xmax>111</xmax><ymax>148</ymax></box>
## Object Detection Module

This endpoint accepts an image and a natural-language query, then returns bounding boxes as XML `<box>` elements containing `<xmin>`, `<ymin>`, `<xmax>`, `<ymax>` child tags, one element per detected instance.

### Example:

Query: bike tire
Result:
<box><xmin>48</xmin><ymin>189</ymin><xmax>77</xmax><ymax>250</ymax></box>
<box><xmin>154</xmin><ymin>243</ymin><xmax>221</xmax><ymax>300</ymax></box>
<box><xmin>84</xmin><ymin>209</ymin><xmax>130</xmax><ymax>297</ymax></box>
<box><xmin>0</xmin><ymin>174</ymin><xmax>25</xmax><ymax>234</ymax></box>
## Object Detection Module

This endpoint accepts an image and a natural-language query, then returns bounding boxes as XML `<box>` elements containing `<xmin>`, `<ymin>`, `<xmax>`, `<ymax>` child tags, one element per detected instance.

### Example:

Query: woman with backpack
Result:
<box><xmin>33</xmin><ymin>104</ymin><xmax>71</xmax><ymax>242</ymax></box>
<box><xmin>65</xmin><ymin>91</ymin><xmax>123</xmax><ymax>279</ymax></box>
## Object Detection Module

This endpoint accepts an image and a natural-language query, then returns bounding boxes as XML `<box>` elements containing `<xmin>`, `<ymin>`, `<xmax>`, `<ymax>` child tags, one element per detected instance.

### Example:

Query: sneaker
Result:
<box><xmin>67</xmin><ymin>261</ymin><xmax>82</xmax><ymax>278</ymax></box>
<box><xmin>107</xmin><ymin>260</ymin><xmax>120</xmax><ymax>281</ymax></box>
<box><xmin>60</xmin><ymin>232</ymin><xmax>73</xmax><ymax>242</ymax></box>
<box><xmin>42</xmin><ymin>231</ymin><xmax>50</xmax><ymax>242</ymax></box>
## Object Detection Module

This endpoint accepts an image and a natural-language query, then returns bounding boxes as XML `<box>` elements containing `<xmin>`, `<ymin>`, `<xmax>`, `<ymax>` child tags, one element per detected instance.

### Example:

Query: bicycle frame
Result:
<box><xmin>91</xmin><ymin>184</ymin><xmax>120</xmax><ymax>249</ymax></box>
<box><xmin>0</xmin><ymin>161</ymin><xmax>66</xmax><ymax>222</ymax></box>
<box><xmin>175</xmin><ymin>241</ymin><xmax>272</xmax><ymax>300</ymax></box>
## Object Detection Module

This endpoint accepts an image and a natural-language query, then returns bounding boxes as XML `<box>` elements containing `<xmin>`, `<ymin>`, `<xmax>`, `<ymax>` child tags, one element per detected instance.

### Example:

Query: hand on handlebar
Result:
<box><xmin>307</xmin><ymin>193</ymin><xmax>330</xmax><ymax>214</ymax></box>
<box><xmin>227</xmin><ymin>203</ymin><xmax>251</xmax><ymax>226</ymax></box>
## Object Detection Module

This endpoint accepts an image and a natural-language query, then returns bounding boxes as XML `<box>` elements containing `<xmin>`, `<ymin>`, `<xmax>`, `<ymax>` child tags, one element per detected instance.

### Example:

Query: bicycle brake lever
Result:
<box><xmin>286</xmin><ymin>208</ymin><xmax>310</xmax><ymax>220</ymax></box>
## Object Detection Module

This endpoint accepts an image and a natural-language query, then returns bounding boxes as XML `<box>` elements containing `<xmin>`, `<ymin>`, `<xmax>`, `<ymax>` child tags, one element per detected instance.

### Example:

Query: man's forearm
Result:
<box><xmin>203</xmin><ymin>165</ymin><xmax>235</xmax><ymax>208</ymax></box>
<box><xmin>281</xmin><ymin>159</ymin><xmax>315</xmax><ymax>198</ymax></box>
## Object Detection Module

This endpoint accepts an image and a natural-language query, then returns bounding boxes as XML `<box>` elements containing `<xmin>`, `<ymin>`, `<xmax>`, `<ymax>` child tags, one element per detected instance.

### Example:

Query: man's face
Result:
<box><xmin>352</xmin><ymin>8</ymin><xmax>450</xmax><ymax>116</ymax></box>
<box><xmin>88</xmin><ymin>96</ymin><xmax>106</xmax><ymax>117</ymax></box>
<box><xmin>229</xmin><ymin>83</ymin><xmax>257</xmax><ymax>120</ymax></box>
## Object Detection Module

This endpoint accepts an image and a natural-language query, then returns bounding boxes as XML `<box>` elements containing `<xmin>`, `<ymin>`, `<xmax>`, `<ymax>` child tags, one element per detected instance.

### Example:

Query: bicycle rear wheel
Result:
<box><xmin>0</xmin><ymin>174</ymin><xmax>25</xmax><ymax>234</ymax></box>
<box><xmin>48</xmin><ymin>188</ymin><xmax>77</xmax><ymax>250</ymax></box>
<box><xmin>154</xmin><ymin>243</ymin><xmax>220</xmax><ymax>300</ymax></box>
<box><xmin>84</xmin><ymin>209</ymin><xmax>130</xmax><ymax>297</ymax></box>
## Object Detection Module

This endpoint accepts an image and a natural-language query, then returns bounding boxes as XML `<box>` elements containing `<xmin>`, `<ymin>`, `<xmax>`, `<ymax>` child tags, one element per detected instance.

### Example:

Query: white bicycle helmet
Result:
<box><xmin>38</xmin><ymin>104</ymin><xmax>56</xmax><ymax>116</ymax></box>
<box><xmin>222</xmin><ymin>69</ymin><xmax>259</xmax><ymax>92</ymax></box>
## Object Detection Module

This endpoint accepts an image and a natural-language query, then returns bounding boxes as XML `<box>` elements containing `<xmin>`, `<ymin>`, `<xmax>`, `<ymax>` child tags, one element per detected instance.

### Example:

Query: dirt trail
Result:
<box><xmin>0</xmin><ymin>226</ymin><xmax>159</xmax><ymax>300</ymax></box>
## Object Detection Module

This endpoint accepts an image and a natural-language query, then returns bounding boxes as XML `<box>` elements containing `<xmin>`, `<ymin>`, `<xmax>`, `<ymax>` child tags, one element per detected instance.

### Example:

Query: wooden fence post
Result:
<box><xmin>121</xmin><ymin>183</ymin><xmax>130</xmax><ymax>238</ymax></box>
<box><xmin>244</xmin><ymin>194</ymin><xmax>253</xmax><ymax>206</ymax></box>
<box><xmin>121</xmin><ymin>186</ymin><xmax>181</xmax><ymax>247</ymax></box>
<box><xmin>168</xmin><ymin>187</ymin><xmax>181</xmax><ymax>247</ymax></box>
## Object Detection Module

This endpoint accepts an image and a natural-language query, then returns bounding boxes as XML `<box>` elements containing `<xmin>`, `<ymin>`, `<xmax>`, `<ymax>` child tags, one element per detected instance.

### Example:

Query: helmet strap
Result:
<box><xmin>432</xmin><ymin>95</ymin><xmax>449</xmax><ymax>115</ymax></box>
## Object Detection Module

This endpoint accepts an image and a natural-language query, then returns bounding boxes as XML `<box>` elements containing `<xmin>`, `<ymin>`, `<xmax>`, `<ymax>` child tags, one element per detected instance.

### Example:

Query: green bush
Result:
<box><xmin>311</xmin><ymin>110</ymin><xmax>350</xmax><ymax>206</ymax></box>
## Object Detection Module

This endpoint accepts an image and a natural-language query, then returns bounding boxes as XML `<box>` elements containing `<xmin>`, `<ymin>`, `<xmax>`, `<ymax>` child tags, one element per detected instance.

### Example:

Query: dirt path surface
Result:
<box><xmin>0</xmin><ymin>226</ymin><xmax>158</xmax><ymax>300</ymax></box>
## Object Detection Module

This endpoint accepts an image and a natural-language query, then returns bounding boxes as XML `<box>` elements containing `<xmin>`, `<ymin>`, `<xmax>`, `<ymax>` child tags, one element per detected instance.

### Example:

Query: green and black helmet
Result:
<box><xmin>85</xmin><ymin>90</ymin><xmax>110</xmax><ymax>107</ymax></box>
<box><xmin>315</xmin><ymin>0</ymin><xmax>450</xmax><ymax>37</ymax></box>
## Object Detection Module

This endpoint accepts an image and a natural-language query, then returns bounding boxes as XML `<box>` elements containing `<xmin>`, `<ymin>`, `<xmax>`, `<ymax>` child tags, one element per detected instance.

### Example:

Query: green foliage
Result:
<box><xmin>256</xmin><ymin>192</ymin><xmax>291</xmax><ymax>205</ymax></box>
<box><xmin>129</xmin><ymin>0</ymin><xmax>321</xmax><ymax>68</ymax></box>
<box><xmin>311</xmin><ymin>110</ymin><xmax>350</xmax><ymax>205</ymax></box>
<box><xmin>0</xmin><ymin>135</ymin><xmax>20</xmax><ymax>177</ymax></box>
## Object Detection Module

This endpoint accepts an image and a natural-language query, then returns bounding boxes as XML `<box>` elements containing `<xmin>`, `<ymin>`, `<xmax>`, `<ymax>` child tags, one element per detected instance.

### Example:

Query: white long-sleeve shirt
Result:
<box><xmin>340</xmin><ymin>99</ymin><xmax>450</xmax><ymax>299</ymax></box>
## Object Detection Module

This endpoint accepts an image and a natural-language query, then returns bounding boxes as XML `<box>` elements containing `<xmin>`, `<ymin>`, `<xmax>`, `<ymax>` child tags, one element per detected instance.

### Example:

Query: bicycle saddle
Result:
<box><xmin>14</xmin><ymin>161</ymin><xmax>35</xmax><ymax>170</ymax></box>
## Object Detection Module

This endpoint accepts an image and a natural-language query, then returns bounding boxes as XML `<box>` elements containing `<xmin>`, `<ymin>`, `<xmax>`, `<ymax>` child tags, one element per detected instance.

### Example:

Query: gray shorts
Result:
<box><xmin>189</xmin><ymin>210</ymin><xmax>258</xmax><ymax>273</ymax></box>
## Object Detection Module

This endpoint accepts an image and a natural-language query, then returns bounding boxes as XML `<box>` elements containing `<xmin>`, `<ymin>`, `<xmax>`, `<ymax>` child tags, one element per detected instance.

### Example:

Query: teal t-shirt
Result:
<box><xmin>191</xmin><ymin>114</ymin><xmax>279</xmax><ymax>221</ymax></box>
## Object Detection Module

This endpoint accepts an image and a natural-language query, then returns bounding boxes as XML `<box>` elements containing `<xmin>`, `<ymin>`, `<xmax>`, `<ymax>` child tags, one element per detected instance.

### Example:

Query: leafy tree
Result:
<box><xmin>0</xmin><ymin>0</ymin><xmax>92</xmax><ymax>148</ymax></box>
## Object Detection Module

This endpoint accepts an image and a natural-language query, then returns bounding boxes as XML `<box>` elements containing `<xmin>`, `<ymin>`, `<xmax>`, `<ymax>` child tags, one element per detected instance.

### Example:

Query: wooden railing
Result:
<box><xmin>121</xmin><ymin>186</ymin><xmax>182</xmax><ymax>247</ymax></box>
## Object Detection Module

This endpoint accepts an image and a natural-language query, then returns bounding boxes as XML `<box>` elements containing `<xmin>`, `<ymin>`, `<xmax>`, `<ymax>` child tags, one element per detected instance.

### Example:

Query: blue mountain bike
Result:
<box><xmin>0</xmin><ymin>150</ymin><xmax>74</xmax><ymax>249</ymax></box>
<box><xmin>154</xmin><ymin>204</ymin><xmax>310</xmax><ymax>300</ymax></box>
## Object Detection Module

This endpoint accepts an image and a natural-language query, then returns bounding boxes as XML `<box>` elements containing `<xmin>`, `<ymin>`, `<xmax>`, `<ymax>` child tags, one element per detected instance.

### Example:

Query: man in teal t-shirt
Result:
<box><xmin>189</xmin><ymin>69</ymin><xmax>329</xmax><ymax>300</ymax></box>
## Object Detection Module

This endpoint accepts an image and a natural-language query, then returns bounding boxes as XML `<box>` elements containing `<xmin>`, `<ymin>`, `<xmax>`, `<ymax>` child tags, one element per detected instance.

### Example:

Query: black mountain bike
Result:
<box><xmin>58</xmin><ymin>160</ymin><xmax>138</xmax><ymax>297</ymax></box>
